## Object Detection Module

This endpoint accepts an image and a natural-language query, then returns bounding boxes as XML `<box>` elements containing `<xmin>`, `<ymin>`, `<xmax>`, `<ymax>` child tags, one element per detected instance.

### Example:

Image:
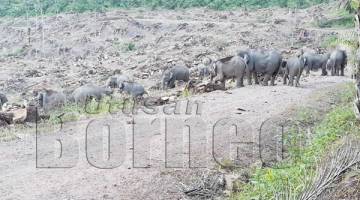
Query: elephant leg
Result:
<box><xmin>263</xmin><ymin>74</ymin><xmax>271</xmax><ymax>86</ymax></box>
<box><xmin>283</xmin><ymin>73</ymin><xmax>288</xmax><ymax>85</ymax></box>
<box><xmin>306</xmin><ymin>66</ymin><xmax>310</xmax><ymax>75</ymax></box>
<box><xmin>321</xmin><ymin>65</ymin><xmax>328</xmax><ymax>76</ymax></box>
<box><xmin>331</xmin><ymin>67</ymin><xmax>335</xmax><ymax>76</ymax></box>
<box><xmin>253</xmin><ymin>72</ymin><xmax>259</xmax><ymax>85</ymax></box>
<box><xmin>336</xmin><ymin>67</ymin><xmax>340</xmax><ymax>76</ymax></box>
<box><xmin>341</xmin><ymin>67</ymin><xmax>345</xmax><ymax>76</ymax></box>
<box><xmin>236</xmin><ymin>76</ymin><xmax>244</xmax><ymax>88</ymax></box>
<box><xmin>246</xmin><ymin>70</ymin><xmax>252</xmax><ymax>85</ymax></box>
<box><xmin>295</xmin><ymin>74</ymin><xmax>301</xmax><ymax>87</ymax></box>
<box><xmin>270</xmin><ymin>75</ymin><xmax>276</xmax><ymax>86</ymax></box>
<box><xmin>288</xmin><ymin>75</ymin><xmax>294</xmax><ymax>86</ymax></box>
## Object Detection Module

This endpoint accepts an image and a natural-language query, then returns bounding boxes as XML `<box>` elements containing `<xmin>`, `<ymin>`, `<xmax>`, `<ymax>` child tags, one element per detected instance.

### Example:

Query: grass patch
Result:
<box><xmin>182</xmin><ymin>87</ymin><xmax>191</xmax><ymax>97</ymax></box>
<box><xmin>316</xmin><ymin>15</ymin><xmax>354</xmax><ymax>29</ymax></box>
<box><xmin>315</xmin><ymin>9</ymin><xmax>354</xmax><ymax>29</ymax></box>
<box><xmin>0</xmin><ymin>46</ymin><xmax>27</xmax><ymax>58</ymax></box>
<box><xmin>321</xmin><ymin>35</ymin><xmax>339</xmax><ymax>48</ymax></box>
<box><xmin>123</xmin><ymin>42</ymin><xmax>136</xmax><ymax>52</ymax></box>
<box><xmin>232</xmin><ymin>84</ymin><xmax>358</xmax><ymax>199</ymax></box>
<box><xmin>112</xmin><ymin>41</ymin><xmax>136</xmax><ymax>52</ymax></box>
<box><xmin>47</xmin><ymin>96</ymin><xmax>134</xmax><ymax>124</ymax></box>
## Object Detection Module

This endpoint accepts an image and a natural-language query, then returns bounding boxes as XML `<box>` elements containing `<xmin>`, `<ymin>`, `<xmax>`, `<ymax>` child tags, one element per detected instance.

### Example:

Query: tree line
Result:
<box><xmin>0</xmin><ymin>0</ymin><xmax>330</xmax><ymax>17</ymax></box>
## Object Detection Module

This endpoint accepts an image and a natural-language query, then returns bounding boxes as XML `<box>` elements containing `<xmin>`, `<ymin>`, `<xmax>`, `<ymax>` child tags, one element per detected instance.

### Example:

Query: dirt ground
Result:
<box><xmin>0</xmin><ymin>4</ymin><xmax>354</xmax><ymax>200</ymax></box>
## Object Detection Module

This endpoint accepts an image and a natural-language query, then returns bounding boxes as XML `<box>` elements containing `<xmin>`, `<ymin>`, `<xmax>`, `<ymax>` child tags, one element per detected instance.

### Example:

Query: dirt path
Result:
<box><xmin>0</xmin><ymin>4</ymin><xmax>355</xmax><ymax>199</ymax></box>
<box><xmin>0</xmin><ymin>73</ymin><xmax>351</xmax><ymax>200</ymax></box>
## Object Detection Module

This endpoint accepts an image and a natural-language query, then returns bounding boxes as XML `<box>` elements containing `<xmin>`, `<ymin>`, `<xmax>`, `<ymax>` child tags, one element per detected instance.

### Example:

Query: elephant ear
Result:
<box><xmin>212</xmin><ymin>62</ymin><xmax>218</xmax><ymax>73</ymax></box>
<box><xmin>243</xmin><ymin>54</ymin><xmax>250</xmax><ymax>65</ymax></box>
<box><xmin>326</xmin><ymin>59</ymin><xmax>334</xmax><ymax>70</ymax></box>
<box><xmin>303</xmin><ymin>57</ymin><xmax>308</xmax><ymax>67</ymax></box>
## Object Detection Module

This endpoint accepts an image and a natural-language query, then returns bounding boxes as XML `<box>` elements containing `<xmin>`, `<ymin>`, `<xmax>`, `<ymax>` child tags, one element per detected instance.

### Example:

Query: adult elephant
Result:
<box><xmin>210</xmin><ymin>55</ymin><xmax>248</xmax><ymax>88</ymax></box>
<box><xmin>326</xmin><ymin>49</ymin><xmax>347</xmax><ymax>76</ymax></box>
<box><xmin>302</xmin><ymin>52</ymin><xmax>329</xmax><ymax>76</ymax></box>
<box><xmin>237</xmin><ymin>49</ymin><xmax>283</xmax><ymax>86</ymax></box>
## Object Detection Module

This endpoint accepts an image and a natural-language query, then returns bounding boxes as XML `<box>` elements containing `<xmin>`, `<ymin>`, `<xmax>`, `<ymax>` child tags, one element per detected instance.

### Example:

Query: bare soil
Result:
<box><xmin>0</xmin><ymin>4</ymin><xmax>354</xmax><ymax>200</ymax></box>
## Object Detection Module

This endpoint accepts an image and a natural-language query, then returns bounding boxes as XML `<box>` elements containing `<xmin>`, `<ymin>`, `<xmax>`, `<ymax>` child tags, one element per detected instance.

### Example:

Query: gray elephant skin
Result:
<box><xmin>0</xmin><ymin>93</ymin><xmax>8</xmax><ymax>108</ymax></box>
<box><xmin>162</xmin><ymin>66</ymin><xmax>190</xmax><ymax>89</ymax></box>
<box><xmin>72</xmin><ymin>85</ymin><xmax>112</xmax><ymax>105</ymax></box>
<box><xmin>326</xmin><ymin>49</ymin><xmax>347</xmax><ymax>76</ymax></box>
<box><xmin>237</xmin><ymin>49</ymin><xmax>282</xmax><ymax>86</ymax></box>
<box><xmin>210</xmin><ymin>55</ymin><xmax>248</xmax><ymax>88</ymax></box>
<box><xmin>282</xmin><ymin>56</ymin><xmax>307</xmax><ymax>87</ymax></box>
<box><xmin>120</xmin><ymin>82</ymin><xmax>146</xmax><ymax>97</ymax></box>
<box><xmin>106</xmin><ymin>74</ymin><xmax>130</xmax><ymax>89</ymax></box>
<box><xmin>198</xmin><ymin>64</ymin><xmax>211</xmax><ymax>79</ymax></box>
<box><xmin>302</xmin><ymin>52</ymin><xmax>329</xmax><ymax>75</ymax></box>
<box><xmin>38</xmin><ymin>90</ymin><xmax>66</xmax><ymax>112</ymax></box>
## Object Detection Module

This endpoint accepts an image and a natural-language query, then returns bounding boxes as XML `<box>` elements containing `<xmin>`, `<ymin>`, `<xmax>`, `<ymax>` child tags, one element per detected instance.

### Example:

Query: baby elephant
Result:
<box><xmin>120</xmin><ymin>82</ymin><xmax>146</xmax><ymax>98</ymax></box>
<box><xmin>72</xmin><ymin>85</ymin><xmax>113</xmax><ymax>105</ymax></box>
<box><xmin>282</xmin><ymin>56</ymin><xmax>307</xmax><ymax>87</ymax></box>
<box><xmin>162</xmin><ymin>66</ymin><xmax>190</xmax><ymax>89</ymax></box>
<box><xmin>210</xmin><ymin>55</ymin><xmax>248</xmax><ymax>88</ymax></box>
<box><xmin>37</xmin><ymin>90</ymin><xmax>66</xmax><ymax>112</ymax></box>
<box><xmin>0</xmin><ymin>93</ymin><xmax>8</xmax><ymax>109</ymax></box>
<box><xmin>326</xmin><ymin>49</ymin><xmax>347</xmax><ymax>76</ymax></box>
<box><xmin>106</xmin><ymin>74</ymin><xmax>131</xmax><ymax>89</ymax></box>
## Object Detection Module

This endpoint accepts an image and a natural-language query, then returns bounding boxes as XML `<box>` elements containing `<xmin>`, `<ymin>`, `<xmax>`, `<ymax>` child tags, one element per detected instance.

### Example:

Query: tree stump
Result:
<box><xmin>25</xmin><ymin>106</ymin><xmax>39</xmax><ymax>123</ymax></box>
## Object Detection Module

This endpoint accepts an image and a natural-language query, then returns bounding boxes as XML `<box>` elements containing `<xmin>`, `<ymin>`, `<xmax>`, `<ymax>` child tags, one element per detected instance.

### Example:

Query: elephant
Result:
<box><xmin>326</xmin><ymin>49</ymin><xmax>347</xmax><ymax>76</ymax></box>
<box><xmin>0</xmin><ymin>93</ymin><xmax>8</xmax><ymax>109</ymax></box>
<box><xmin>106</xmin><ymin>74</ymin><xmax>131</xmax><ymax>89</ymax></box>
<box><xmin>282</xmin><ymin>56</ymin><xmax>307</xmax><ymax>87</ymax></box>
<box><xmin>120</xmin><ymin>82</ymin><xmax>147</xmax><ymax>97</ymax></box>
<box><xmin>237</xmin><ymin>49</ymin><xmax>282</xmax><ymax>86</ymax></box>
<box><xmin>198</xmin><ymin>64</ymin><xmax>211</xmax><ymax>79</ymax></box>
<box><xmin>302</xmin><ymin>52</ymin><xmax>329</xmax><ymax>75</ymax></box>
<box><xmin>72</xmin><ymin>84</ymin><xmax>113</xmax><ymax>105</ymax></box>
<box><xmin>37</xmin><ymin>89</ymin><xmax>66</xmax><ymax>112</ymax></box>
<box><xmin>162</xmin><ymin>66</ymin><xmax>190</xmax><ymax>89</ymax></box>
<box><xmin>210</xmin><ymin>55</ymin><xmax>248</xmax><ymax>88</ymax></box>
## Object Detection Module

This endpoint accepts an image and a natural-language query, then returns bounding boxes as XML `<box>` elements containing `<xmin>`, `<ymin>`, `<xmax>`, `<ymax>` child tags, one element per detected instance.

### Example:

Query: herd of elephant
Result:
<box><xmin>163</xmin><ymin>48</ymin><xmax>347</xmax><ymax>90</ymax></box>
<box><xmin>0</xmin><ymin>47</ymin><xmax>348</xmax><ymax>114</ymax></box>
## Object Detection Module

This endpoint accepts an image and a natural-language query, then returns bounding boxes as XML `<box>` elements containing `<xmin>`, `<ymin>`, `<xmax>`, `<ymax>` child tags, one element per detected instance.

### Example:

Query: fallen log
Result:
<box><xmin>0</xmin><ymin>112</ymin><xmax>14</xmax><ymax>125</ymax></box>
<box><xmin>186</xmin><ymin>81</ymin><xmax>226</xmax><ymax>94</ymax></box>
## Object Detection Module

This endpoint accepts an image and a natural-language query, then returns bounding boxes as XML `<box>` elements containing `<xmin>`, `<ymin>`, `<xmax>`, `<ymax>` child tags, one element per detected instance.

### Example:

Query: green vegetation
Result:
<box><xmin>312</xmin><ymin>8</ymin><xmax>355</xmax><ymax>29</ymax></box>
<box><xmin>0</xmin><ymin>46</ymin><xmax>27</xmax><ymax>58</ymax></box>
<box><xmin>321</xmin><ymin>35</ymin><xmax>340</xmax><ymax>48</ymax></box>
<box><xmin>124</xmin><ymin>42</ymin><xmax>136</xmax><ymax>52</ymax></box>
<box><xmin>316</xmin><ymin>15</ymin><xmax>354</xmax><ymax>28</ymax></box>
<box><xmin>232</xmin><ymin>84</ymin><xmax>359</xmax><ymax>199</ymax></box>
<box><xmin>0</xmin><ymin>0</ymin><xmax>330</xmax><ymax>17</ymax></box>
<box><xmin>47</xmin><ymin>97</ymin><xmax>134</xmax><ymax>124</ymax></box>
<box><xmin>112</xmin><ymin>41</ymin><xmax>136</xmax><ymax>52</ymax></box>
